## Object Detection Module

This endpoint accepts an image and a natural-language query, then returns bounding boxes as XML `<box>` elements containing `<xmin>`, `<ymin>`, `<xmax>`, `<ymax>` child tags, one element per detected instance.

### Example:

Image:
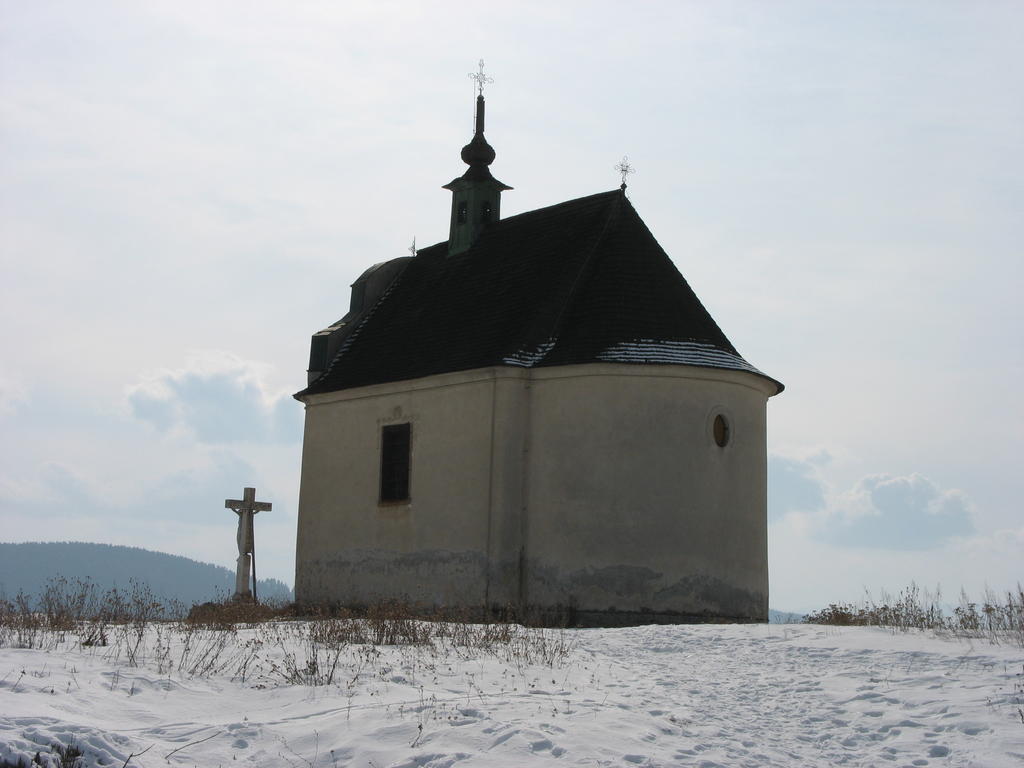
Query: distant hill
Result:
<box><xmin>769</xmin><ymin>609</ymin><xmax>805</xmax><ymax>624</ymax></box>
<box><xmin>0</xmin><ymin>541</ymin><xmax>292</xmax><ymax>606</ymax></box>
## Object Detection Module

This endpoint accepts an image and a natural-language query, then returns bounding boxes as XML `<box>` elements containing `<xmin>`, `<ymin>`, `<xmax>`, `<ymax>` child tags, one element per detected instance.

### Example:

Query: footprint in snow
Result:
<box><xmin>487</xmin><ymin>729</ymin><xmax>565</xmax><ymax>756</ymax></box>
<box><xmin>957</xmin><ymin>724</ymin><xmax>986</xmax><ymax>735</ymax></box>
<box><xmin>530</xmin><ymin>738</ymin><xmax>554</xmax><ymax>752</ymax></box>
<box><xmin>390</xmin><ymin>752</ymin><xmax>471</xmax><ymax>768</ymax></box>
<box><xmin>226</xmin><ymin>721</ymin><xmax>260</xmax><ymax>748</ymax></box>
<box><xmin>489</xmin><ymin>729</ymin><xmax>518</xmax><ymax>748</ymax></box>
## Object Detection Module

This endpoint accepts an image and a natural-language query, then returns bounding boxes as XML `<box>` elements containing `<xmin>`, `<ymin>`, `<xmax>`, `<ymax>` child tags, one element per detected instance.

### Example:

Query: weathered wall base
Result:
<box><xmin>296</xmin><ymin>552</ymin><xmax>766</xmax><ymax>625</ymax></box>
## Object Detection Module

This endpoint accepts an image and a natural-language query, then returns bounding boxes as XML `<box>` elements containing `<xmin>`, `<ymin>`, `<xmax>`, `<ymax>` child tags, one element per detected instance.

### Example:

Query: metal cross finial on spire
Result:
<box><xmin>615</xmin><ymin>156</ymin><xmax>635</xmax><ymax>189</ymax></box>
<box><xmin>408</xmin><ymin>237</ymin><xmax>417</xmax><ymax>257</ymax></box>
<box><xmin>468</xmin><ymin>59</ymin><xmax>493</xmax><ymax>96</ymax></box>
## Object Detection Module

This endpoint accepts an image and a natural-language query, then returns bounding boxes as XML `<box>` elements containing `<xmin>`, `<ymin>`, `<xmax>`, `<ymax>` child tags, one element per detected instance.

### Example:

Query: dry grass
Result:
<box><xmin>0</xmin><ymin>578</ymin><xmax>576</xmax><ymax>685</ymax></box>
<box><xmin>804</xmin><ymin>583</ymin><xmax>1024</xmax><ymax>646</ymax></box>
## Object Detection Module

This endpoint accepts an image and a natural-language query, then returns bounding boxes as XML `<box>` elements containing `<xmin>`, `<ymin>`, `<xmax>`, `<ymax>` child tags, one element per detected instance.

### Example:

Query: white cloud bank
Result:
<box><xmin>769</xmin><ymin>455</ymin><xmax>973</xmax><ymax>550</ymax></box>
<box><xmin>127</xmin><ymin>351</ymin><xmax>301</xmax><ymax>444</ymax></box>
<box><xmin>827</xmin><ymin>474</ymin><xmax>973</xmax><ymax>550</ymax></box>
<box><xmin>767</xmin><ymin>452</ymin><xmax>1021</xmax><ymax>613</ymax></box>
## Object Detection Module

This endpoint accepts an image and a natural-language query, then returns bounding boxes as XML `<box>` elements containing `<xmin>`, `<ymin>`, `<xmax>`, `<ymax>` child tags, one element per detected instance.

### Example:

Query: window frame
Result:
<box><xmin>379</xmin><ymin>422</ymin><xmax>412</xmax><ymax>503</ymax></box>
<box><xmin>713</xmin><ymin>414</ymin><xmax>731</xmax><ymax>447</ymax></box>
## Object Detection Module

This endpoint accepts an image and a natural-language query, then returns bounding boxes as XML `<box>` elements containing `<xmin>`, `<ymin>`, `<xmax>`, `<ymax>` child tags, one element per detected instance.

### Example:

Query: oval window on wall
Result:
<box><xmin>713</xmin><ymin>414</ymin><xmax>731</xmax><ymax>448</ymax></box>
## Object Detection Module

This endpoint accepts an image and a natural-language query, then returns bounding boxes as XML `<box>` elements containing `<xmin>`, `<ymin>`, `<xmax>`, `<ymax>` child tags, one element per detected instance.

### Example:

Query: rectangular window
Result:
<box><xmin>380</xmin><ymin>423</ymin><xmax>411</xmax><ymax>502</ymax></box>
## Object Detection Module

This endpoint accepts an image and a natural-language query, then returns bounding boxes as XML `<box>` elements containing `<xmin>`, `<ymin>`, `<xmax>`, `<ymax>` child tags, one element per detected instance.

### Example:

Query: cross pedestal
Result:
<box><xmin>224</xmin><ymin>487</ymin><xmax>272</xmax><ymax>601</ymax></box>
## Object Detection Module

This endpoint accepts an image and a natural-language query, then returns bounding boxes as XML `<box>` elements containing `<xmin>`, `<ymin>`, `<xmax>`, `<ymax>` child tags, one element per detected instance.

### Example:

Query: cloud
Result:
<box><xmin>0</xmin><ymin>376</ymin><xmax>28</xmax><ymax>416</ymax></box>
<box><xmin>127</xmin><ymin>351</ymin><xmax>301</xmax><ymax>444</ymax></box>
<box><xmin>37</xmin><ymin>462</ymin><xmax>95</xmax><ymax>505</ymax></box>
<box><xmin>828</xmin><ymin>473</ymin><xmax>973</xmax><ymax>550</ymax></box>
<box><xmin>0</xmin><ymin>450</ymin><xmax>262</xmax><ymax>526</ymax></box>
<box><xmin>769</xmin><ymin>455</ymin><xmax>973</xmax><ymax>550</ymax></box>
<box><xmin>0</xmin><ymin>462</ymin><xmax>97</xmax><ymax>512</ymax></box>
<box><xmin>768</xmin><ymin>514</ymin><xmax>1020</xmax><ymax>614</ymax></box>
<box><xmin>768</xmin><ymin>455</ymin><xmax>826</xmax><ymax>521</ymax></box>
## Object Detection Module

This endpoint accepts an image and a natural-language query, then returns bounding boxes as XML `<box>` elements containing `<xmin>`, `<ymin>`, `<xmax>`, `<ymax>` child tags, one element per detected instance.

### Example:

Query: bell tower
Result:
<box><xmin>443</xmin><ymin>61</ymin><xmax>512</xmax><ymax>256</ymax></box>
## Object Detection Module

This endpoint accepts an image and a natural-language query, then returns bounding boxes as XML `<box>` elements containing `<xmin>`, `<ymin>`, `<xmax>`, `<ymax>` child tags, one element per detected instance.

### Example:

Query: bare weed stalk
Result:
<box><xmin>804</xmin><ymin>583</ymin><xmax>1024</xmax><ymax>647</ymax></box>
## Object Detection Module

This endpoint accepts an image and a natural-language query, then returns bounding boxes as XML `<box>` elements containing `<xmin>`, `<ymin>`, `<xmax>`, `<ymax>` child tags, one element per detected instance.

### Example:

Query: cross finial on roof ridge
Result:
<box><xmin>615</xmin><ymin>156</ymin><xmax>635</xmax><ymax>190</ymax></box>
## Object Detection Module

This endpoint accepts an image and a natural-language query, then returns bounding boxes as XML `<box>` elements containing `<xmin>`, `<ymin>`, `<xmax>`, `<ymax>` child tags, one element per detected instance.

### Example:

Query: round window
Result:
<box><xmin>713</xmin><ymin>414</ymin><xmax>730</xmax><ymax>447</ymax></box>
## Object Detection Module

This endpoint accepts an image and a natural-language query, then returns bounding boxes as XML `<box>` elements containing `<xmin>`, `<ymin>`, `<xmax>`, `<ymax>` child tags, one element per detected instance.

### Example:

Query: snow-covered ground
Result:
<box><xmin>2</xmin><ymin>622</ymin><xmax>1022</xmax><ymax>767</ymax></box>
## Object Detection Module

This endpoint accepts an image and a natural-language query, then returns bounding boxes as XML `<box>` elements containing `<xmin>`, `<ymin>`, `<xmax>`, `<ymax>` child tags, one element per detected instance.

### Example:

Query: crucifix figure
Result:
<box><xmin>224</xmin><ymin>487</ymin><xmax>271</xmax><ymax>601</ymax></box>
<box><xmin>615</xmin><ymin>156</ymin><xmax>635</xmax><ymax>190</ymax></box>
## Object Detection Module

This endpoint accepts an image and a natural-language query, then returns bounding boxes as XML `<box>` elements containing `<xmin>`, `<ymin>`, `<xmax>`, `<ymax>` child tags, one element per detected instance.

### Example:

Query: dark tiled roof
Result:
<box><xmin>297</xmin><ymin>189</ymin><xmax>781</xmax><ymax>398</ymax></box>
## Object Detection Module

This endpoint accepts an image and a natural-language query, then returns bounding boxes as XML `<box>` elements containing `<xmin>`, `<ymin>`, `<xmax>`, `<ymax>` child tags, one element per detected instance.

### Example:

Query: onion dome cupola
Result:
<box><xmin>443</xmin><ymin>61</ymin><xmax>512</xmax><ymax>256</ymax></box>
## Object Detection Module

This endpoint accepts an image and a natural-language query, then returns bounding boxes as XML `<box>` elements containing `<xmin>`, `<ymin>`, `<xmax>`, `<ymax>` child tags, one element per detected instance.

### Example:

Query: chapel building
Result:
<box><xmin>293</xmin><ymin>90</ymin><xmax>783</xmax><ymax>625</ymax></box>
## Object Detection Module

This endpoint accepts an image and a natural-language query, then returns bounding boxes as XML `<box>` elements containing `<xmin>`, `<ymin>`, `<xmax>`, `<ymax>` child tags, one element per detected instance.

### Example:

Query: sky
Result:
<box><xmin>1</xmin><ymin>1</ymin><xmax>1021</xmax><ymax>613</ymax></box>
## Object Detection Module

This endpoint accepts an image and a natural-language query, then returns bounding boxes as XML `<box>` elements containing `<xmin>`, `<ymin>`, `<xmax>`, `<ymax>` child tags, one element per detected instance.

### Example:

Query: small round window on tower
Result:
<box><xmin>713</xmin><ymin>414</ymin><xmax>730</xmax><ymax>447</ymax></box>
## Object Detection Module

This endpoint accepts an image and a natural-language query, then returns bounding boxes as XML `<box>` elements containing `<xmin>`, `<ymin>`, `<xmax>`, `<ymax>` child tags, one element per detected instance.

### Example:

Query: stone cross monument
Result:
<box><xmin>224</xmin><ymin>487</ymin><xmax>271</xmax><ymax>601</ymax></box>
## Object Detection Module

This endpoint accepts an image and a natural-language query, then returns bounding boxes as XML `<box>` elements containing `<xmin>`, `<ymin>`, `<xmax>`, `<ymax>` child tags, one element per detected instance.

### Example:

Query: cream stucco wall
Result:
<box><xmin>295</xmin><ymin>363</ymin><xmax>775</xmax><ymax>622</ymax></box>
<box><xmin>522</xmin><ymin>366</ymin><xmax>772</xmax><ymax>619</ymax></box>
<box><xmin>295</xmin><ymin>370</ymin><xmax>504</xmax><ymax>606</ymax></box>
